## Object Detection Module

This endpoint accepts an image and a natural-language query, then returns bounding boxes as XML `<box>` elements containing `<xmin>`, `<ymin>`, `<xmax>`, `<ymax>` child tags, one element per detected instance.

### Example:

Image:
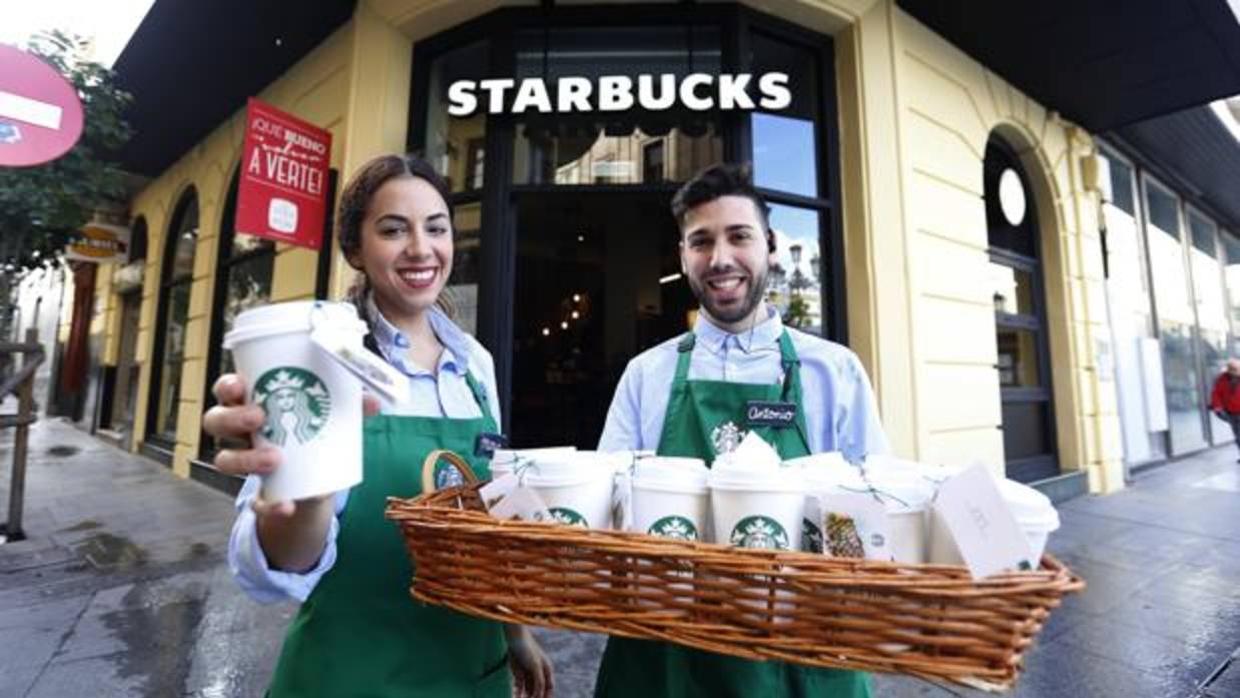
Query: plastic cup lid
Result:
<box><xmin>224</xmin><ymin>301</ymin><xmax>366</xmax><ymax>348</ymax></box>
<box><xmin>523</xmin><ymin>452</ymin><xmax>615</xmax><ymax>486</ymax></box>
<box><xmin>709</xmin><ymin>465</ymin><xmax>805</xmax><ymax>492</ymax></box>
<box><xmin>633</xmin><ymin>457</ymin><xmax>708</xmax><ymax>489</ymax></box>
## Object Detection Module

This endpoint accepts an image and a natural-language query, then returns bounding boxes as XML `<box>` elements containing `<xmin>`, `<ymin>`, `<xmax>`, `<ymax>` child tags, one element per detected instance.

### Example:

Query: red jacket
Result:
<box><xmin>1210</xmin><ymin>373</ymin><xmax>1240</xmax><ymax>414</ymax></box>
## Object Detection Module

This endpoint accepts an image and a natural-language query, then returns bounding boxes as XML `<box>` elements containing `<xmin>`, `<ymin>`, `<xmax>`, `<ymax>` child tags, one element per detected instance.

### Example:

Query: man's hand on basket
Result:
<box><xmin>505</xmin><ymin>625</ymin><xmax>554</xmax><ymax>698</ymax></box>
<box><xmin>204</xmin><ymin>373</ymin><xmax>380</xmax><ymax>517</ymax></box>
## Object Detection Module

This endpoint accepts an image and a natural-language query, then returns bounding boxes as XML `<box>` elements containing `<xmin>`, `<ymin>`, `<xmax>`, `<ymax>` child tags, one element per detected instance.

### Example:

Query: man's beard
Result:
<box><xmin>688</xmin><ymin>265</ymin><xmax>769</xmax><ymax>326</ymax></box>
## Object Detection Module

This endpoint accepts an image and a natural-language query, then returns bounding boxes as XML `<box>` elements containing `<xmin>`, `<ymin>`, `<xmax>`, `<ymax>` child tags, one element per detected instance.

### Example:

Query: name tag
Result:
<box><xmin>745</xmin><ymin>400</ymin><xmax>797</xmax><ymax>428</ymax></box>
<box><xmin>474</xmin><ymin>432</ymin><xmax>508</xmax><ymax>458</ymax></box>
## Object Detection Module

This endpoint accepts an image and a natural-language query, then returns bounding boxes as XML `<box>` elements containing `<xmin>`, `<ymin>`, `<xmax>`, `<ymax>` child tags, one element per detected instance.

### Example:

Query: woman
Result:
<box><xmin>204</xmin><ymin>154</ymin><xmax>554</xmax><ymax>697</ymax></box>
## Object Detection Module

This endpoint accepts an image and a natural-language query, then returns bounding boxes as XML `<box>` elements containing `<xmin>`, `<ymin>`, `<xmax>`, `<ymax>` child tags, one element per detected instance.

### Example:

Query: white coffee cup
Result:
<box><xmin>224</xmin><ymin>301</ymin><xmax>367</xmax><ymax>501</ymax></box>
<box><xmin>521</xmin><ymin>452</ymin><xmax>616</xmax><ymax>529</ymax></box>
<box><xmin>786</xmin><ymin>453</ymin><xmax>864</xmax><ymax>553</ymax></box>
<box><xmin>631</xmin><ymin>457</ymin><xmax>709</xmax><ymax>542</ymax></box>
<box><xmin>861</xmin><ymin>470</ymin><xmax>935</xmax><ymax>564</ymax></box>
<box><xmin>709</xmin><ymin>466</ymin><xmax>805</xmax><ymax>551</ymax></box>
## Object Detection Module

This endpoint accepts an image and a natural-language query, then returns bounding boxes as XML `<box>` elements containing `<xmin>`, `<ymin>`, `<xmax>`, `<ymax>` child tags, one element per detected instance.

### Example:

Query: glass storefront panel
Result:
<box><xmin>445</xmin><ymin>200</ymin><xmax>483</xmax><ymax>336</ymax></box>
<box><xmin>1100</xmin><ymin>150</ymin><xmax>1165</xmax><ymax>464</ymax></box>
<box><xmin>515</xmin><ymin>122</ymin><xmax>723</xmax><ymax>186</ymax></box>
<box><xmin>996</xmin><ymin>326</ymin><xmax>1040</xmax><ymax>388</ymax></box>
<box><xmin>511</xmin><ymin>26</ymin><xmax>724</xmax><ymax>186</ymax></box>
<box><xmin>766</xmin><ymin>204</ymin><xmax>824</xmax><ymax>335</ymax></box>
<box><xmin>153</xmin><ymin>194</ymin><xmax>198</xmax><ymax>443</ymax></box>
<box><xmin>1225</xmin><ymin>234</ymin><xmax>1240</xmax><ymax>355</ymax></box>
<box><xmin>217</xmin><ymin>254</ymin><xmax>274</xmax><ymax>377</ymax></box>
<box><xmin>750</xmin><ymin>32</ymin><xmax>819</xmax><ymax>197</ymax></box>
<box><xmin>425</xmin><ymin>41</ymin><xmax>489</xmax><ymax>193</ymax></box>
<box><xmin>1145</xmin><ymin>179</ymin><xmax>1206</xmax><ymax>453</ymax></box>
<box><xmin>988</xmin><ymin>262</ymin><xmax>1034</xmax><ymax>316</ymax></box>
<box><xmin>156</xmin><ymin>282</ymin><xmax>190</xmax><ymax>440</ymax></box>
<box><xmin>1188</xmin><ymin>211</ymin><xmax>1230</xmax><ymax>444</ymax></box>
<box><xmin>511</xmin><ymin>192</ymin><xmax>694</xmax><ymax>448</ymax></box>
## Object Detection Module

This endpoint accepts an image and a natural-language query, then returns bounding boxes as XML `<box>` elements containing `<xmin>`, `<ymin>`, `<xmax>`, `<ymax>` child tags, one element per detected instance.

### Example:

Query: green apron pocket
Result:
<box><xmin>473</xmin><ymin>655</ymin><xmax>512</xmax><ymax>698</ymax></box>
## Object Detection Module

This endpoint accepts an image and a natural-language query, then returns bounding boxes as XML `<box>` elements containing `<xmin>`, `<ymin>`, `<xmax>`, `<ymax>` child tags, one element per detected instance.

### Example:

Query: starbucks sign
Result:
<box><xmin>253</xmin><ymin>367</ymin><xmax>331</xmax><ymax>447</ymax></box>
<box><xmin>448</xmin><ymin>73</ymin><xmax>791</xmax><ymax>117</ymax></box>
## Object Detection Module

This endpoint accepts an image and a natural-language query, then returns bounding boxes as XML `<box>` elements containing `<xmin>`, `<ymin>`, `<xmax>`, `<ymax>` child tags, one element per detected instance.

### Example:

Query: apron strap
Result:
<box><xmin>777</xmin><ymin>330</ymin><xmax>812</xmax><ymax>453</ymax></box>
<box><xmin>464</xmin><ymin>371</ymin><xmax>500</xmax><ymax>433</ymax></box>
<box><xmin>673</xmin><ymin>333</ymin><xmax>695</xmax><ymax>386</ymax></box>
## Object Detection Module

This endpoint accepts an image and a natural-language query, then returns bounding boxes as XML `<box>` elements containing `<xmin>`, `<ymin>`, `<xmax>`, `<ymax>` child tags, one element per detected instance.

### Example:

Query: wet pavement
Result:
<box><xmin>1</xmin><ymin>417</ymin><xmax>1238</xmax><ymax>697</ymax></box>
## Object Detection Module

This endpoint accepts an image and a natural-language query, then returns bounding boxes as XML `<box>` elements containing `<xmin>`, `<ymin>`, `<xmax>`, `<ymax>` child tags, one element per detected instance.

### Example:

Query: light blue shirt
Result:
<box><xmin>228</xmin><ymin>300</ymin><xmax>500</xmax><ymax>603</ymax></box>
<box><xmin>598</xmin><ymin>308</ymin><xmax>889</xmax><ymax>461</ymax></box>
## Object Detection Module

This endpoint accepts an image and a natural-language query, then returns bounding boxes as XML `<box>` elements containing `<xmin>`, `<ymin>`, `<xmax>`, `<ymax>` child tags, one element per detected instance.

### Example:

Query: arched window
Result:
<box><xmin>147</xmin><ymin>188</ymin><xmax>198</xmax><ymax>449</ymax></box>
<box><xmin>201</xmin><ymin>170</ymin><xmax>275</xmax><ymax>458</ymax></box>
<box><xmin>984</xmin><ymin>136</ymin><xmax>1058</xmax><ymax>482</ymax></box>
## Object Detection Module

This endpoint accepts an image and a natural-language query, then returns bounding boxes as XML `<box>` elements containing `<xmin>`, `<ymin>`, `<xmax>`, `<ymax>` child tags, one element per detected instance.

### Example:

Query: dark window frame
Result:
<box><xmin>145</xmin><ymin>187</ymin><xmax>199</xmax><ymax>451</ymax></box>
<box><xmin>407</xmin><ymin>4</ymin><xmax>844</xmax><ymax>433</ymax></box>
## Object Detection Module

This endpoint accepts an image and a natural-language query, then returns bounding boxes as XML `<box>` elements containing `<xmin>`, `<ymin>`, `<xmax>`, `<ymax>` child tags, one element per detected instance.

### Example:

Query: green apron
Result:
<box><xmin>594</xmin><ymin>331</ymin><xmax>871</xmax><ymax>698</ymax></box>
<box><xmin>267</xmin><ymin>373</ymin><xmax>511</xmax><ymax>698</ymax></box>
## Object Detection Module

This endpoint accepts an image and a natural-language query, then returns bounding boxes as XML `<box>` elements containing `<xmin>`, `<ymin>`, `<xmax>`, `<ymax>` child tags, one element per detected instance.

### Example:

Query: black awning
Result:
<box><xmin>896</xmin><ymin>0</ymin><xmax>1240</xmax><ymax>132</ymax></box>
<box><xmin>113</xmin><ymin>0</ymin><xmax>356</xmax><ymax>177</ymax></box>
<box><xmin>1111</xmin><ymin>105</ymin><xmax>1240</xmax><ymax>232</ymax></box>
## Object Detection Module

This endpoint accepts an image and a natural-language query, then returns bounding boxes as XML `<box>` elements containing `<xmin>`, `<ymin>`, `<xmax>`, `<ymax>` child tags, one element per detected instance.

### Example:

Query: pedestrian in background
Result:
<box><xmin>1209</xmin><ymin>358</ymin><xmax>1240</xmax><ymax>461</ymax></box>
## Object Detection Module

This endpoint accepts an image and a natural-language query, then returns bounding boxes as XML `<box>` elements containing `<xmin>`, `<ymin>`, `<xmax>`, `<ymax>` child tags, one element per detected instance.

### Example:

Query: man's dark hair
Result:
<box><xmin>670</xmin><ymin>163</ymin><xmax>772</xmax><ymax>238</ymax></box>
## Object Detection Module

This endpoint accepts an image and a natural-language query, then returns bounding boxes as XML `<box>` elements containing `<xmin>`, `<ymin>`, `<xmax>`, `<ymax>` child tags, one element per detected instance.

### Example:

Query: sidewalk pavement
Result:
<box><xmin>1</xmin><ymin>417</ymin><xmax>1238</xmax><ymax>697</ymax></box>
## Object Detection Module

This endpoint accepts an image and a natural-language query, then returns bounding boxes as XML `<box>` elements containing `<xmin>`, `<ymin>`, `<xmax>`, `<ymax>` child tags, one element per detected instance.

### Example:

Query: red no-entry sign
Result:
<box><xmin>0</xmin><ymin>44</ymin><xmax>85</xmax><ymax>167</ymax></box>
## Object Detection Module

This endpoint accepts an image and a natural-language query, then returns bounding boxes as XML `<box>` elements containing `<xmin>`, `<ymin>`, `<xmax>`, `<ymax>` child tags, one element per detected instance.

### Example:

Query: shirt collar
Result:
<box><xmin>692</xmin><ymin>305</ymin><xmax>783</xmax><ymax>354</ymax></box>
<box><xmin>365</xmin><ymin>293</ymin><xmax>471</xmax><ymax>376</ymax></box>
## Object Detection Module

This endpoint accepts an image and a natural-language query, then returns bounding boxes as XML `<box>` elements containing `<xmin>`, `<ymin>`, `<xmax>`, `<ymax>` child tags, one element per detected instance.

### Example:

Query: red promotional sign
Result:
<box><xmin>0</xmin><ymin>44</ymin><xmax>85</xmax><ymax>167</ymax></box>
<box><xmin>236</xmin><ymin>98</ymin><xmax>332</xmax><ymax>250</ymax></box>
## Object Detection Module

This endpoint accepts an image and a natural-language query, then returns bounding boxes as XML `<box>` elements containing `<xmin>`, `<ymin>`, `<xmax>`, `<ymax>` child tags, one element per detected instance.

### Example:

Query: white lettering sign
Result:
<box><xmin>446</xmin><ymin>72</ymin><xmax>792</xmax><ymax>117</ymax></box>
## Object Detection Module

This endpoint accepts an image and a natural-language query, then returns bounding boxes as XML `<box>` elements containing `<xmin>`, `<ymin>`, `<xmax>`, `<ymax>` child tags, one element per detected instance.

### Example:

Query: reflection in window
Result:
<box><xmin>988</xmin><ymin>263</ymin><xmax>1034</xmax><ymax>316</ymax></box>
<box><xmin>1145</xmin><ymin>181</ymin><xmax>1180</xmax><ymax>238</ymax></box>
<box><xmin>643</xmin><ymin>140</ymin><xmax>665</xmax><ymax>183</ymax></box>
<box><xmin>752</xmin><ymin>112</ymin><xmax>816</xmax><ymax>197</ymax></box>
<box><xmin>767</xmin><ymin>204</ymin><xmax>822</xmax><ymax>335</ymax></box>
<box><xmin>997</xmin><ymin>328</ymin><xmax>1040</xmax><ymax>387</ymax></box>
<box><xmin>1225</xmin><ymin>235</ymin><xmax>1240</xmax><ymax>355</ymax></box>
<box><xmin>445</xmin><ymin>201</ymin><xmax>483</xmax><ymax>336</ymax></box>
<box><xmin>425</xmin><ymin>41</ymin><xmax>489</xmax><ymax>193</ymax></box>
<box><xmin>154</xmin><ymin>193</ymin><xmax>198</xmax><ymax>442</ymax></box>
<box><xmin>1104</xmin><ymin>153</ymin><xmax>1135</xmax><ymax>216</ymax></box>
<box><xmin>515</xmin><ymin>122</ymin><xmax>722</xmax><ymax>185</ymax></box>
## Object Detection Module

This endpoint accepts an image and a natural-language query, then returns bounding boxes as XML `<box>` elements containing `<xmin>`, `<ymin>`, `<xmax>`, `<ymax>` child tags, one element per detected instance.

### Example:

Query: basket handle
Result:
<box><xmin>420</xmin><ymin>449</ymin><xmax>479</xmax><ymax>493</ymax></box>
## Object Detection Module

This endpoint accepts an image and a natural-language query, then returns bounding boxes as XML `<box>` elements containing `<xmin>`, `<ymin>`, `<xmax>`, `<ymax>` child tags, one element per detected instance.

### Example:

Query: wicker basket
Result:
<box><xmin>386</xmin><ymin>450</ymin><xmax>1084</xmax><ymax>691</ymax></box>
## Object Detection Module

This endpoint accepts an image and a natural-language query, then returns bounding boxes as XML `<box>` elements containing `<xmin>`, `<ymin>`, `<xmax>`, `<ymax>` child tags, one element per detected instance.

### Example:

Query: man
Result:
<box><xmin>594</xmin><ymin>163</ymin><xmax>887</xmax><ymax>698</ymax></box>
<box><xmin>1209</xmin><ymin>358</ymin><xmax>1240</xmax><ymax>461</ymax></box>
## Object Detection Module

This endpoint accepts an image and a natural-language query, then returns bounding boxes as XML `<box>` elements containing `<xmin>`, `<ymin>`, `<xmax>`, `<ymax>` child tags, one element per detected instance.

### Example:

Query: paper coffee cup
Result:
<box><xmin>861</xmin><ymin>471</ymin><xmax>934</xmax><ymax>564</ymax></box>
<box><xmin>631</xmin><ymin>457</ymin><xmax>709</xmax><ymax>542</ymax></box>
<box><xmin>709</xmin><ymin>467</ymin><xmax>805</xmax><ymax>551</ymax></box>
<box><xmin>522</xmin><ymin>452</ymin><xmax>615</xmax><ymax>529</ymax></box>
<box><xmin>224</xmin><ymin>301</ymin><xmax>367</xmax><ymax>501</ymax></box>
<box><xmin>787</xmin><ymin>453</ymin><xmax>865</xmax><ymax>553</ymax></box>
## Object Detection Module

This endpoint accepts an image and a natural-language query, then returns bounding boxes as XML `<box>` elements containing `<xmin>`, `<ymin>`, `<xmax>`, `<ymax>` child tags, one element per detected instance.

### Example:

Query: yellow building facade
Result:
<box><xmin>77</xmin><ymin>0</ymin><xmax>1127</xmax><ymax>495</ymax></box>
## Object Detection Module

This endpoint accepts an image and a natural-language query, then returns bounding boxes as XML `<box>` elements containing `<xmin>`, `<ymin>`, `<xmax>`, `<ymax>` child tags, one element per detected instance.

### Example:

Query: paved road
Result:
<box><xmin>1</xmin><ymin>418</ymin><xmax>1238</xmax><ymax>696</ymax></box>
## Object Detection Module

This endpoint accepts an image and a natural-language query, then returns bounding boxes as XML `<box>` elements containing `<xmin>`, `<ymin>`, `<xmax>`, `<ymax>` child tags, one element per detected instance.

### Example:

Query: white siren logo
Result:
<box><xmin>649</xmin><ymin>515</ymin><xmax>699</xmax><ymax>541</ymax></box>
<box><xmin>730</xmin><ymin>515</ymin><xmax>790</xmax><ymax>550</ymax></box>
<box><xmin>711</xmin><ymin>421</ymin><xmax>747</xmax><ymax>456</ymax></box>
<box><xmin>253</xmin><ymin>368</ymin><xmax>331</xmax><ymax>446</ymax></box>
<box><xmin>549</xmin><ymin>507</ymin><xmax>588</xmax><ymax>527</ymax></box>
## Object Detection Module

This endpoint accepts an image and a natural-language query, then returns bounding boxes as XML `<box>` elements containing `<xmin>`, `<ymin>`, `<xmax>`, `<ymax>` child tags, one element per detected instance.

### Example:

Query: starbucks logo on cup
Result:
<box><xmin>253</xmin><ymin>367</ymin><xmax>331</xmax><ymax>447</ymax></box>
<box><xmin>648</xmin><ymin>515</ymin><xmax>699</xmax><ymax>541</ymax></box>
<box><xmin>549</xmin><ymin>507</ymin><xmax>588</xmax><ymax>527</ymax></box>
<box><xmin>730</xmin><ymin>515</ymin><xmax>790</xmax><ymax>550</ymax></box>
